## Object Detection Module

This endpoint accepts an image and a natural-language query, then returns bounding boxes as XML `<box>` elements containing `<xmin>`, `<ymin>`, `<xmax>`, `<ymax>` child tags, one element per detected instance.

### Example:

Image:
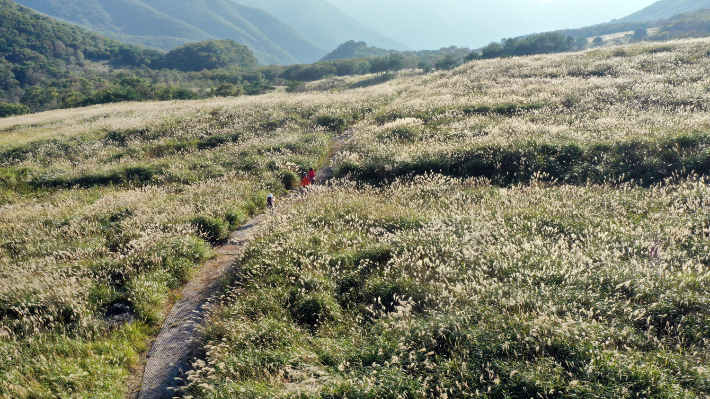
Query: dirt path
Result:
<box><xmin>132</xmin><ymin>131</ymin><xmax>349</xmax><ymax>399</ymax></box>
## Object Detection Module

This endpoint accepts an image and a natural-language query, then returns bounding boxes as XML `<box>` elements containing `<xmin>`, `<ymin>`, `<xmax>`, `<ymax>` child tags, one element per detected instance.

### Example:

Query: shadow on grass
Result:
<box><xmin>350</xmin><ymin>74</ymin><xmax>396</xmax><ymax>89</ymax></box>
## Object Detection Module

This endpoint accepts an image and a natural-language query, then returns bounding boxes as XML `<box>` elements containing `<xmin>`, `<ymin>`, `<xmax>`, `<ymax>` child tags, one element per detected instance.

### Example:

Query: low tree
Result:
<box><xmin>244</xmin><ymin>80</ymin><xmax>275</xmax><ymax>95</ymax></box>
<box><xmin>369</xmin><ymin>57</ymin><xmax>388</xmax><ymax>76</ymax></box>
<box><xmin>633</xmin><ymin>28</ymin><xmax>648</xmax><ymax>41</ymax></box>
<box><xmin>464</xmin><ymin>51</ymin><xmax>481</xmax><ymax>61</ymax></box>
<box><xmin>592</xmin><ymin>37</ymin><xmax>604</xmax><ymax>46</ymax></box>
<box><xmin>574</xmin><ymin>36</ymin><xmax>588</xmax><ymax>50</ymax></box>
<box><xmin>385</xmin><ymin>54</ymin><xmax>406</xmax><ymax>74</ymax></box>
<box><xmin>481</xmin><ymin>42</ymin><xmax>506</xmax><ymax>59</ymax></box>
<box><xmin>435</xmin><ymin>54</ymin><xmax>460</xmax><ymax>70</ymax></box>
<box><xmin>0</xmin><ymin>102</ymin><xmax>30</xmax><ymax>117</ymax></box>
<box><xmin>370</xmin><ymin>54</ymin><xmax>407</xmax><ymax>76</ymax></box>
<box><xmin>285</xmin><ymin>80</ymin><xmax>305</xmax><ymax>93</ymax></box>
<box><xmin>417</xmin><ymin>61</ymin><xmax>432</xmax><ymax>74</ymax></box>
<box><xmin>214</xmin><ymin>83</ymin><xmax>244</xmax><ymax>97</ymax></box>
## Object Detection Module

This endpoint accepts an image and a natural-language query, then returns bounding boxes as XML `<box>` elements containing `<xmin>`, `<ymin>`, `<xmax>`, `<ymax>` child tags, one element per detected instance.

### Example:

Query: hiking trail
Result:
<box><xmin>131</xmin><ymin>130</ymin><xmax>349</xmax><ymax>399</ymax></box>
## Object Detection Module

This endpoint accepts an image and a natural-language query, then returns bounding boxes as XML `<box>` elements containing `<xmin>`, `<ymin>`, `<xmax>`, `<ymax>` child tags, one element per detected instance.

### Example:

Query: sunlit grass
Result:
<box><xmin>4</xmin><ymin>37</ymin><xmax>710</xmax><ymax>397</ymax></box>
<box><xmin>187</xmin><ymin>175</ymin><xmax>710</xmax><ymax>398</ymax></box>
<box><xmin>0</xmin><ymin>87</ymin><xmax>386</xmax><ymax>397</ymax></box>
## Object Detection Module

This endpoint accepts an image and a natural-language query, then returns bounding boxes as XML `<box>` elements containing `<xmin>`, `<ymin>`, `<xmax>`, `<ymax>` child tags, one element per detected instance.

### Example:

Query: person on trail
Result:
<box><xmin>267</xmin><ymin>193</ymin><xmax>275</xmax><ymax>213</ymax></box>
<box><xmin>301</xmin><ymin>172</ymin><xmax>311</xmax><ymax>191</ymax></box>
<box><xmin>308</xmin><ymin>167</ymin><xmax>316</xmax><ymax>184</ymax></box>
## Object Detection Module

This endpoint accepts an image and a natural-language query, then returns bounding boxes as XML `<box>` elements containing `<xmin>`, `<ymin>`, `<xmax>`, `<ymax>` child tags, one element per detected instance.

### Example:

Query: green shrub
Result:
<box><xmin>0</xmin><ymin>102</ymin><xmax>31</xmax><ymax>118</ymax></box>
<box><xmin>225</xmin><ymin>209</ymin><xmax>246</xmax><ymax>229</ymax></box>
<box><xmin>164</xmin><ymin>258</ymin><xmax>194</xmax><ymax>288</ymax></box>
<box><xmin>190</xmin><ymin>215</ymin><xmax>230</xmax><ymax>244</ymax></box>
<box><xmin>126</xmin><ymin>271</ymin><xmax>170</xmax><ymax>324</ymax></box>
<box><xmin>363</xmin><ymin>276</ymin><xmax>430</xmax><ymax>314</ymax></box>
<box><xmin>214</xmin><ymin>83</ymin><xmax>244</xmax><ymax>97</ymax></box>
<box><xmin>290</xmin><ymin>292</ymin><xmax>342</xmax><ymax>330</ymax></box>
<box><xmin>316</xmin><ymin>115</ymin><xmax>347</xmax><ymax>132</ymax></box>
<box><xmin>281</xmin><ymin>170</ymin><xmax>298</xmax><ymax>190</ymax></box>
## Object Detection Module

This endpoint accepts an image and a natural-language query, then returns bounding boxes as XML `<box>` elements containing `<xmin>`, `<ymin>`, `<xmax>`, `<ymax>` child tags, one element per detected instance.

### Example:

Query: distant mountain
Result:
<box><xmin>615</xmin><ymin>0</ymin><xmax>710</xmax><ymax>23</ymax></box>
<box><xmin>231</xmin><ymin>0</ymin><xmax>408</xmax><ymax>51</ymax></box>
<box><xmin>13</xmin><ymin>0</ymin><xmax>327</xmax><ymax>65</ymax></box>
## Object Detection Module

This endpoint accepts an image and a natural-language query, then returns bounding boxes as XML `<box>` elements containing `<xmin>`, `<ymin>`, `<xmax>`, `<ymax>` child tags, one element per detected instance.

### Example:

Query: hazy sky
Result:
<box><xmin>326</xmin><ymin>0</ymin><xmax>660</xmax><ymax>49</ymax></box>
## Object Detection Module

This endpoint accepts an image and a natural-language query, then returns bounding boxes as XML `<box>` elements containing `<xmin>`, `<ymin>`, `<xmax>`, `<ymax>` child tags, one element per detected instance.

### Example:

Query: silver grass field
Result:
<box><xmin>1</xmin><ymin>38</ymin><xmax>710</xmax><ymax>398</ymax></box>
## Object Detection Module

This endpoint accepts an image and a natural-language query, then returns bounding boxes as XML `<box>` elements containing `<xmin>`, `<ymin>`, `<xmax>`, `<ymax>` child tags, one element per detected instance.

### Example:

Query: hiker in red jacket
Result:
<box><xmin>301</xmin><ymin>172</ymin><xmax>311</xmax><ymax>191</ymax></box>
<box><xmin>307</xmin><ymin>168</ymin><xmax>316</xmax><ymax>184</ymax></box>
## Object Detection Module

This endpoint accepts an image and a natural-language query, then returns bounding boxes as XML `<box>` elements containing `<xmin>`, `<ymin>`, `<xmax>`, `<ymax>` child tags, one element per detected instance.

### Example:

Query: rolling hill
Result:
<box><xmin>615</xmin><ymin>0</ymin><xmax>710</xmax><ymax>23</ymax></box>
<box><xmin>12</xmin><ymin>0</ymin><xmax>327</xmax><ymax>65</ymax></box>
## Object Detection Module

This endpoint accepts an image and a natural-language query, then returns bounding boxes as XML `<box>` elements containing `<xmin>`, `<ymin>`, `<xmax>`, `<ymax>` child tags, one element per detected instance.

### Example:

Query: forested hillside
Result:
<box><xmin>0</xmin><ymin>0</ymin><xmax>289</xmax><ymax>113</ymax></box>
<box><xmin>555</xmin><ymin>7</ymin><xmax>710</xmax><ymax>45</ymax></box>
<box><xmin>13</xmin><ymin>0</ymin><xmax>326</xmax><ymax>64</ymax></box>
<box><xmin>652</xmin><ymin>7</ymin><xmax>710</xmax><ymax>40</ymax></box>
<box><xmin>616</xmin><ymin>0</ymin><xmax>710</xmax><ymax>23</ymax></box>
<box><xmin>0</xmin><ymin>0</ymin><xmax>162</xmax><ymax>105</ymax></box>
<box><xmin>0</xmin><ymin>0</ymin><xmax>452</xmax><ymax>115</ymax></box>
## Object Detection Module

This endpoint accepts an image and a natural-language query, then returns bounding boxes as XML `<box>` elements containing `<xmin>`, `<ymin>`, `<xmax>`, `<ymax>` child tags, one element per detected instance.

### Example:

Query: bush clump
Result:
<box><xmin>289</xmin><ymin>292</ymin><xmax>342</xmax><ymax>330</ymax></box>
<box><xmin>190</xmin><ymin>215</ymin><xmax>230</xmax><ymax>244</ymax></box>
<box><xmin>0</xmin><ymin>102</ymin><xmax>31</xmax><ymax>118</ymax></box>
<box><xmin>316</xmin><ymin>115</ymin><xmax>347</xmax><ymax>132</ymax></box>
<box><xmin>281</xmin><ymin>170</ymin><xmax>298</xmax><ymax>190</ymax></box>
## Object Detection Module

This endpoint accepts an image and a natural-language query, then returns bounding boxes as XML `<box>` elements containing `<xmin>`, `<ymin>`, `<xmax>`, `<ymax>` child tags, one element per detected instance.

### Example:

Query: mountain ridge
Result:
<box><xmin>12</xmin><ymin>0</ymin><xmax>326</xmax><ymax>65</ymax></box>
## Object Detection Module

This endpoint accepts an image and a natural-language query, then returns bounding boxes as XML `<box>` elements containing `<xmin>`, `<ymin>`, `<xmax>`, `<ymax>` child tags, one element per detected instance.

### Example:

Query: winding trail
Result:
<box><xmin>132</xmin><ymin>131</ymin><xmax>349</xmax><ymax>399</ymax></box>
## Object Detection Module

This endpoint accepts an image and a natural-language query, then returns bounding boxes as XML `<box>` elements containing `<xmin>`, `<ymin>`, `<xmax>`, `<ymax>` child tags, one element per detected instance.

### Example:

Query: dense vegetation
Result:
<box><xmin>0</xmin><ymin>0</ymin><xmax>468</xmax><ymax>114</ymax></box>
<box><xmin>651</xmin><ymin>8</ymin><xmax>710</xmax><ymax>41</ymax></box>
<box><xmin>0</xmin><ymin>0</ymin><xmax>226</xmax><ymax>110</ymax></box>
<box><xmin>158</xmin><ymin>40</ymin><xmax>259</xmax><ymax>72</ymax></box>
<box><xmin>320</xmin><ymin>40</ymin><xmax>474</xmax><ymax>70</ymax></box>
<box><xmin>0</xmin><ymin>0</ymin><xmax>162</xmax><ymax>104</ymax></box>
<box><xmin>477</xmin><ymin>33</ymin><xmax>576</xmax><ymax>59</ymax></box>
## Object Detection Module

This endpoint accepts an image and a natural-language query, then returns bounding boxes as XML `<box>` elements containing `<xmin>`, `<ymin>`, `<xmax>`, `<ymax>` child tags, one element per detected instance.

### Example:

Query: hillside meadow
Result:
<box><xmin>185</xmin><ymin>39</ymin><xmax>710</xmax><ymax>398</ymax></box>
<box><xmin>0</xmin><ymin>91</ymin><xmax>389</xmax><ymax>398</ymax></box>
<box><xmin>0</xmin><ymin>38</ymin><xmax>709</xmax><ymax>398</ymax></box>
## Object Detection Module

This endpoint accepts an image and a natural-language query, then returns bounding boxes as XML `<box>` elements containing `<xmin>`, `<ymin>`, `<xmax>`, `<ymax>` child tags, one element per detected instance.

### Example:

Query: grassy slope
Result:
<box><xmin>185</xmin><ymin>39</ymin><xmax>710</xmax><ymax>398</ymax></box>
<box><xmin>0</xmin><ymin>92</ymin><xmax>388</xmax><ymax>398</ymax></box>
<box><xmin>2</xmin><ymin>38</ymin><xmax>710</xmax><ymax>398</ymax></box>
